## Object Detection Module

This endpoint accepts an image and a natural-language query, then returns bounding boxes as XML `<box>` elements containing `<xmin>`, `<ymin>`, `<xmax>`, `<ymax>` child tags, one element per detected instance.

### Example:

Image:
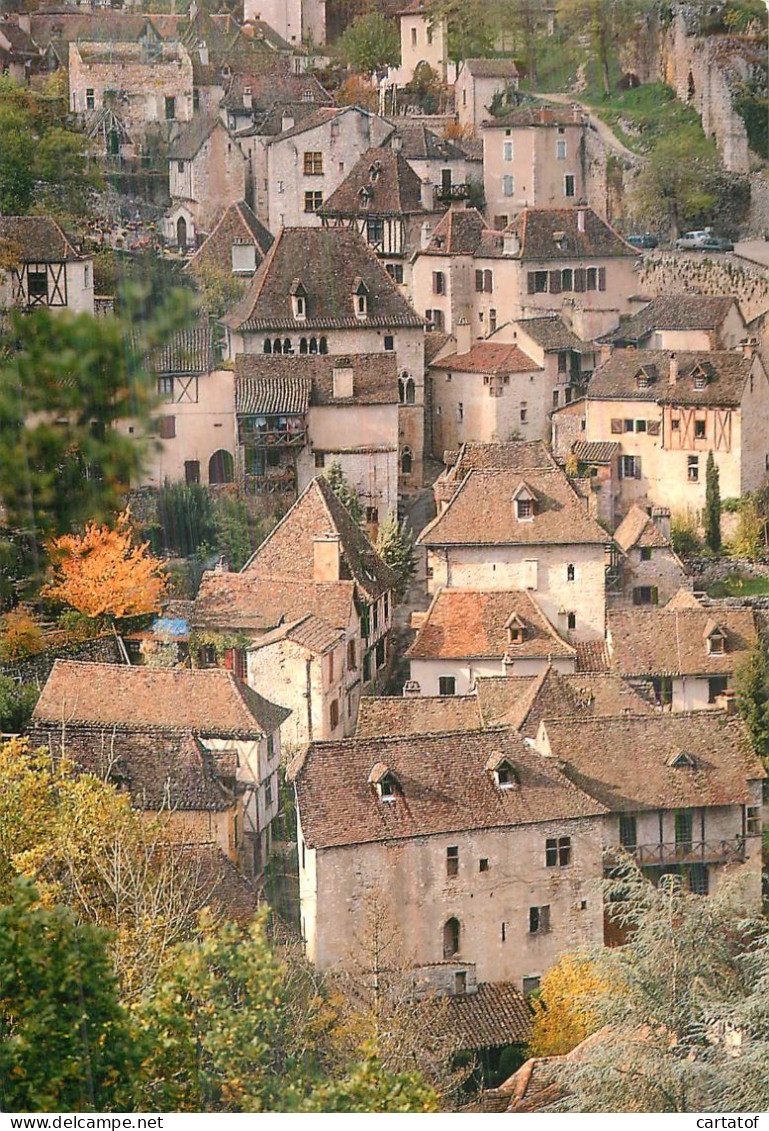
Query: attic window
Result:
<box><xmin>636</xmin><ymin>369</ymin><xmax>653</xmax><ymax>389</ymax></box>
<box><xmin>358</xmin><ymin>187</ymin><xmax>371</xmax><ymax>209</ymax></box>
<box><xmin>668</xmin><ymin>750</ymin><xmax>698</xmax><ymax>770</ymax></box>
<box><xmin>516</xmin><ymin>498</ymin><xmax>533</xmax><ymax>520</ymax></box>
<box><xmin>708</xmin><ymin>632</ymin><xmax>726</xmax><ymax>655</ymax></box>
<box><xmin>353</xmin><ymin>278</ymin><xmax>369</xmax><ymax>319</ymax></box>
<box><xmin>505</xmin><ymin>612</ymin><xmax>526</xmax><ymax>646</ymax></box>
<box><xmin>691</xmin><ymin>365</ymin><xmax>709</xmax><ymax>390</ymax></box>
<box><xmin>302</xmin><ymin>89</ymin><xmax>314</xmax><ymax>101</ymax></box>
<box><xmin>290</xmin><ymin>279</ymin><xmax>307</xmax><ymax>321</ymax></box>
<box><xmin>369</xmin><ymin>160</ymin><xmax>382</xmax><ymax>183</ymax></box>
<box><xmin>495</xmin><ymin>761</ymin><xmax>519</xmax><ymax>789</ymax></box>
<box><xmin>369</xmin><ymin>762</ymin><xmax>401</xmax><ymax>801</ymax></box>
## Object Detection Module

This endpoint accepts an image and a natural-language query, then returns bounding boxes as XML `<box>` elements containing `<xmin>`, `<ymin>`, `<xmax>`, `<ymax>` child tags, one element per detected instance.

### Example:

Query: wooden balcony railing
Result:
<box><xmin>608</xmin><ymin>838</ymin><xmax>746</xmax><ymax>868</ymax></box>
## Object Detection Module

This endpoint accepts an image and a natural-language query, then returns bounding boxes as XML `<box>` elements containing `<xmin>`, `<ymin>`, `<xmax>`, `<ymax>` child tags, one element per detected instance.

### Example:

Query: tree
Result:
<box><xmin>0</xmin><ymin>291</ymin><xmax>195</xmax><ymax>562</ymax></box>
<box><xmin>0</xmin><ymin>102</ymin><xmax>35</xmax><ymax>214</ymax></box>
<box><xmin>154</xmin><ymin>480</ymin><xmax>218</xmax><ymax>558</ymax></box>
<box><xmin>0</xmin><ymin>879</ymin><xmax>140</xmax><ymax>1112</ymax></box>
<box><xmin>632</xmin><ymin>128</ymin><xmax>721</xmax><ymax>239</ymax></box>
<box><xmin>732</xmin><ymin>493</ymin><xmax>768</xmax><ymax>560</ymax></box>
<box><xmin>0</xmin><ymin>606</ymin><xmax>45</xmax><ymax>661</ymax></box>
<box><xmin>552</xmin><ymin>864</ymin><xmax>769</xmax><ymax>1113</ymax></box>
<box><xmin>324</xmin><ymin>461</ymin><xmax>364</xmax><ymax>525</ymax></box>
<box><xmin>704</xmin><ymin>451</ymin><xmax>721</xmax><ymax>552</ymax></box>
<box><xmin>528</xmin><ymin>953</ymin><xmax>606</xmax><ymax>1057</ymax></box>
<box><xmin>300</xmin><ymin>1053</ymin><xmax>439</xmax><ymax>1112</ymax></box>
<box><xmin>43</xmin><ymin>510</ymin><xmax>168</xmax><ymax>622</ymax></box>
<box><xmin>337</xmin><ymin>12</ymin><xmax>400</xmax><ymax>75</ymax></box>
<box><xmin>428</xmin><ymin>0</ymin><xmax>496</xmax><ymax>63</ymax></box>
<box><xmin>734</xmin><ymin>639</ymin><xmax>769</xmax><ymax>765</ymax></box>
<box><xmin>375</xmin><ymin>513</ymin><xmax>416</xmax><ymax>601</ymax></box>
<box><xmin>0</xmin><ymin>676</ymin><xmax>38</xmax><ymax>733</ymax></box>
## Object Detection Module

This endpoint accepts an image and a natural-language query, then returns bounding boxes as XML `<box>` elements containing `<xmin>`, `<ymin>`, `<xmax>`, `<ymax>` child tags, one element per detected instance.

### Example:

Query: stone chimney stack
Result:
<box><xmin>391</xmin><ymin>134</ymin><xmax>403</xmax><ymax>153</ymax></box>
<box><xmin>741</xmin><ymin>336</ymin><xmax>757</xmax><ymax>359</ymax></box>
<box><xmin>455</xmin><ymin>315</ymin><xmax>472</xmax><ymax>355</ymax></box>
<box><xmin>669</xmin><ymin>352</ymin><xmax>678</xmax><ymax>385</ymax></box>
<box><xmin>600</xmin><ymin>342</ymin><xmax>612</xmax><ymax>364</ymax></box>
<box><xmin>577</xmin><ymin>209</ymin><xmax>586</xmax><ymax>234</ymax></box>
<box><xmin>242</xmin><ymin>86</ymin><xmax>252</xmax><ymax>109</ymax></box>
<box><xmin>420</xmin><ymin>220</ymin><xmax>432</xmax><ymax>250</ymax></box>
<box><xmin>503</xmin><ymin>231</ymin><xmax>520</xmax><ymax>256</ymax></box>
<box><xmin>651</xmin><ymin>506</ymin><xmax>671</xmax><ymax>540</ymax></box>
<box><xmin>281</xmin><ymin>112</ymin><xmax>295</xmax><ymax>132</ymax></box>
<box><xmin>313</xmin><ymin>534</ymin><xmax>341</xmax><ymax>583</ymax></box>
<box><xmin>420</xmin><ymin>178</ymin><xmax>435</xmax><ymax>212</ymax></box>
<box><xmin>198</xmin><ymin>41</ymin><xmax>209</xmax><ymax>65</ymax></box>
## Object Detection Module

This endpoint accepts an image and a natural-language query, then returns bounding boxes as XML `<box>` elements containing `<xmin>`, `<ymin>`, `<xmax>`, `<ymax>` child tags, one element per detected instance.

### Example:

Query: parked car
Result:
<box><xmin>702</xmin><ymin>236</ymin><xmax>734</xmax><ymax>252</ymax></box>
<box><xmin>626</xmin><ymin>233</ymin><xmax>659</xmax><ymax>249</ymax></box>
<box><xmin>675</xmin><ymin>230</ymin><xmax>711</xmax><ymax>250</ymax></box>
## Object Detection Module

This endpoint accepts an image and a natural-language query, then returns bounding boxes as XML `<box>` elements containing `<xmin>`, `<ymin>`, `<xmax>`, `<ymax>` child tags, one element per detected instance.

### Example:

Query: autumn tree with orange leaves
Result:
<box><xmin>43</xmin><ymin>511</ymin><xmax>167</xmax><ymax>621</ymax></box>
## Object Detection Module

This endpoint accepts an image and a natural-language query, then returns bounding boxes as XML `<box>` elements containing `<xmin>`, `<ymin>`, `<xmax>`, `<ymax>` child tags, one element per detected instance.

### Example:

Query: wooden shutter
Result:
<box><xmin>484</xmin><ymin>269</ymin><xmax>493</xmax><ymax>293</ymax></box>
<box><xmin>549</xmin><ymin>269</ymin><xmax>562</xmax><ymax>294</ymax></box>
<box><xmin>647</xmin><ymin>420</ymin><xmax>661</xmax><ymax>436</ymax></box>
<box><xmin>634</xmin><ymin>456</ymin><xmax>642</xmax><ymax>479</ymax></box>
<box><xmin>598</xmin><ymin>267</ymin><xmax>607</xmax><ymax>291</ymax></box>
<box><xmin>574</xmin><ymin>267</ymin><xmax>586</xmax><ymax>292</ymax></box>
<box><xmin>651</xmin><ymin>586</ymin><xmax>659</xmax><ymax>605</ymax></box>
<box><xmin>527</xmin><ymin>272</ymin><xmax>536</xmax><ymax>294</ymax></box>
<box><xmin>610</xmin><ymin>418</ymin><xmax>622</xmax><ymax>434</ymax></box>
<box><xmin>159</xmin><ymin>415</ymin><xmax>176</xmax><ymax>439</ymax></box>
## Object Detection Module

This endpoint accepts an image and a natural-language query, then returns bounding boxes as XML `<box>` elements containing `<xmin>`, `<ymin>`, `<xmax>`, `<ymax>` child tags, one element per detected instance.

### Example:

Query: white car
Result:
<box><xmin>675</xmin><ymin>230</ymin><xmax>711</xmax><ymax>250</ymax></box>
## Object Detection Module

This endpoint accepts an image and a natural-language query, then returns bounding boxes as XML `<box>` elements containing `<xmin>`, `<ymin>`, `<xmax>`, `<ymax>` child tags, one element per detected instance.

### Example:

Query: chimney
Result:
<box><xmin>242</xmin><ymin>86</ymin><xmax>252</xmax><ymax>110</ymax></box>
<box><xmin>420</xmin><ymin>220</ymin><xmax>432</xmax><ymax>250</ymax></box>
<box><xmin>741</xmin><ymin>336</ymin><xmax>757</xmax><ymax>358</ymax></box>
<box><xmin>403</xmin><ymin>680</ymin><xmax>421</xmax><ymax>697</ymax></box>
<box><xmin>600</xmin><ymin>342</ymin><xmax>612</xmax><ymax>364</ymax></box>
<box><xmin>313</xmin><ymin>534</ymin><xmax>341</xmax><ymax>583</ymax></box>
<box><xmin>281</xmin><ymin>112</ymin><xmax>295</xmax><ymax>132</ymax></box>
<box><xmin>215</xmin><ymin>554</ymin><xmax>229</xmax><ymax>573</ymax></box>
<box><xmin>577</xmin><ymin>209</ymin><xmax>586</xmax><ymax>234</ymax></box>
<box><xmin>503</xmin><ymin>231</ymin><xmax>520</xmax><ymax>256</ymax></box>
<box><xmin>651</xmin><ymin>506</ymin><xmax>671</xmax><ymax>540</ymax></box>
<box><xmin>420</xmin><ymin>178</ymin><xmax>435</xmax><ymax>212</ymax></box>
<box><xmin>715</xmin><ymin>689</ymin><xmax>738</xmax><ymax>715</ymax></box>
<box><xmin>669</xmin><ymin>352</ymin><xmax>678</xmax><ymax>385</ymax></box>
<box><xmin>17</xmin><ymin>12</ymin><xmax>31</xmax><ymax>33</ymax></box>
<box><xmin>455</xmin><ymin>315</ymin><xmax>472</xmax><ymax>356</ymax></box>
<box><xmin>198</xmin><ymin>41</ymin><xmax>209</xmax><ymax>65</ymax></box>
<box><xmin>391</xmin><ymin>133</ymin><xmax>403</xmax><ymax>153</ymax></box>
<box><xmin>571</xmin><ymin>102</ymin><xmax>580</xmax><ymax>122</ymax></box>
<box><xmin>539</xmin><ymin>106</ymin><xmax>553</xmax><ymax>123</ymax></box>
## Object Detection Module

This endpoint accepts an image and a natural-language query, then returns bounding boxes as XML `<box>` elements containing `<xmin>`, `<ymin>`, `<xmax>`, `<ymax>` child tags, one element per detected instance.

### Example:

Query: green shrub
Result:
<box><xmin>670</xmin><ymin>510</ymin><xmax>701</xmax><ymax>556</ymax></box>
<box><xmin>0</xmin><ymin>676</ymin><xmax>39</xmax><ymax>732</ymax></box>
<box><xmin>155</xmin><ymin>481</ymin><xmax>217</xmax><ymax>558</ymax></box>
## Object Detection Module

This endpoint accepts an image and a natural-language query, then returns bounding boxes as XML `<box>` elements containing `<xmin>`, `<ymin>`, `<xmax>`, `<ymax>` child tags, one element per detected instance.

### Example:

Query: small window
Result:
<box><xmin>529</xmin><ymin>905</ymin><xmax>550</xmax><ymax>935</ymax></box>
<box><xmin>457</xmin><ymin>402</ymin><xmax>464</xmax><ymax>423</ymax></box>
<box><xmin>314</xmin><ymin>451</ymin><xmax>325</xmax><ymax>468</ymax></box>
<box><xmin>586</xmin><ymin>267</ymin><xmax>598</xmax><ymax>290</ymax></box>
<box><xmin>384</xmin><ymin>334</ymin><xmax>394</xmax><ymax>351</ymax></box>
<box><xmin>556</xmin><ymin>138</ymin><xmax>566</xmax><ymax>160</ymax></box>
<box><xmin>564</xmin><ymin>174</ymin><xmax>575</xmax><ymax>197</ymax></box>
<box><xmin>517</xmin><ymin>498</ymin><xmax>533</xmax><ymax>519</ymax></box>
<box><xmin>522</xmin><ymin>976</ymin><xmax>541</xmax><ymax>996</ymax></box>
<box><xmin>503</xmin><ymin>141</ymin><xmax>513</xmax><ymax>161</ymax></box>
<box><xmin>502</xmin><ymin>174</ymin><xmax>514</xmax><ymax>197</ymax></box>
<box><xmin>346</xmin><ymin>639</ymin><xmax>356</xmax><ymax>671</ymax></box>
<box><xmin>267</xmin><ymin>734</ymin><xmax>275</xmax><ymax>759</ymax></box>
<box><xmin>158</xmin><ymin>375</ymin><xmax>174</xmax><ymax>398</ymax></box>
<box><xmin>366</xmin><ymin>506</ymin><xmax>379</xmax><ymax>525</ymax></box>
<box><xmin>446</xmin><ymin>846</ymin><xmax>459</xmax><ymax>877</ymax></box>
<box><xmin>329</xmin><ymin>699</ymin><xmax>339</xmax><ymax>730</ymax></box>
<box><xmin>184</xmin><ymin>460</ymin><xmax>200</xmax><ymax>484</ymax></box>
<box><xmin>432</xmin><ymin>271</ymin><xmax>445</xmax><ymax>295</ymax></box>
<box><xmin>265</xmin><ymin>775</ymin><xmax>273</xmax><ymax>807</ymax></box>
<box><xmin>567</xmin><ymin>612</ymin><xmax>576</xmax><ymax>631</ymax></box>
<box><xmin>531</xmin><ymin>271</ymin><xmax>548</xmax><ymax>293</ymax></box>
<box><xmin>746</xmin><ymin>805</ymin><xmax>760</xmax><ymax>835</ymax></box>
<box><xmin>385</xmin><ymin>263</ymin><xmax>404</xmax><ymax>284</ymax></box>
<box><xmin>165</xmin><ymin>96</ymin><xmax>176</xmax><ymax>120</ymax></box>
<box><xmin>520</xmin><ymin>404</ymin><xmax>528</xmax><ymax>423</ymax></box>
<box><xmin>688</xmin><ymin>456</ymin><xmax>699</xmax><ymax>482</ymax></box>
<box><xmin>708</xmin><ymin>676</ymin><xmax>728</xmax><ymax>703</ymax></box>
<box><xmin>303</xmin><ymin>190</ymin><xmax>323</xmax><ymax>212</ymax></box>
<box><xmin>411</xmin><ymin>26</ymin><xmax>417</xmax><ymax>46</ymax></box>
<box><xmin>636</xmin><ymin>419</ymin><xmax>647</xmax><ymax>433</ymax></box>
<box><xmin>545</xmin><ymin>837</ymin><xmax>571</xmax><ymax>867</ymax></box>
<box><xmin>619</xmin><ymin>813</ymin><xmax>637</xmax><ymax>851</ymax></box>
<box><xmin>85</xmin><ymin>88</ymin><xmax>95</xmax><ymax>110</ymax></box>
<box><xmin>159</xmin><ymin>415</ymin><xmax>176</xmax><ymax>439</ymax></box>
<box><xmin>695</xmin><ymin>419</ymin><xmax>706</xmax><ymax>439</ymax></box>
<box><xmin>303</xmin><ymin>151</ymin><xmax>323</xmax><ymax>175</ymax></box>
<box><xmin>567</xmin><ymin>563</ymin><xmax>575</xmax><ymax>581</ymax></box>
<box><xmin>439</xmin><ymin>675</ymin><xmax>456</xmax><ymax>696</ymax></box>
<box><xmin>454</xmin><ymin>970</ymin><xmax>466</xmax><ymax>995</ymax></box>
<box><xmin>443</xmin><ymin>917</ymin><xmax>460</xmax><ymax>958</ymax></box>
<box><xmin>479</xmin><ymin>858</ymin><xmax>489</xmax><ymax>872</ymax></box>
<box><xmin>640</xmin><ymin>546</ymin><xmax>653</xmax><ymax>561</ymax></box>
<box><xmin>624</xmin><ymin>419</ymin><xmax>634</xmax><ymax>432</ymax></box>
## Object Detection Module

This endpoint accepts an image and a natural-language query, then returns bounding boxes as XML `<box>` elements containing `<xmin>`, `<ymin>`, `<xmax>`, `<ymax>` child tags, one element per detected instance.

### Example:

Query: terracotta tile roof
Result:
<box><xmin>444</xmin><ymin>440</ymin><xmax>557</xmax><ymax>477</ymax></box>
<box><xmin>225</xmin><ymin>227</ymin><xmax>423</xmax><ymax>331</ymax></box>
<box><xmin>322</xmin><ymin>147</ymin><xmax>425</xmax><ymax>216</ymax></box>
<box><xmin>613</xmin><ymin>505</ymin><xmax>670</xmax><ymax>552</ymax></box>
<box><xmin>242</xmin><ymin>475</ymin><xmax>395</xmax><ymax>601</ymax></box>
<box><xmin>424</xmin><ymin>330</ymin><xmax>452</xmax><ymax>364</ymax></box>
<box><xmin>516</xmin><ymin>315</ymin><xmax>588</xmax><ymax>352</ymax></box>
<box><xmin>192</xmin><ymin>574</ymin><xmax>356</xmax><ymax>633</ymax></box>
<box><xmin>32</xmin><ymin>660</ymin><xmax>289</xmax><ymax>737</ymax></box>
<box><xmin>465</xmin><ymin>56</ymin><xmax>519</xmax><ymax>78</ymax></box>
<box><xmin>29</xmin><ymin>724</ymin><xmax>238</xmax><ymax>812</ymax></box>
<box><xmin>430</xmin><ymin>342</ymin><xmax>540</xmax><ymax>374</ymax></box>
<box><xmin>575</xmin><ymin>639</ymin><xmax>610</xmax><ymax>672</ymax></box>
<box><xmin>168</xmin><ymin>115</ymin><xmax>233</xmax><ymax>161</ymax></box>
<box><xmin>448</xmin><ymin>983</ymin><xmax>531</xmax><ymax>1050</ymax></box>
<box><xmin>291</xmin><ymin>727</ymin><xmax>607</xmax><ymax>849</ymax></box>
<box><xmin>267</xmin><ymin>105</ymin><xmax>340</xmax><ymax>143</ymax></box>
<box><xmin>419</xmin><ymin>467</ymin><xmax>609</xmax><ymax>547</ymax></box>
<box><xmin>606</xmin><ymin>606</ymin><xmax>757</xmax><ymax>677</ymax></box>
<box><xmin>355</xmin><ymin>694</ymin><xmax>484</xmax><ymax>737</ymax></box>
<box><xmin>389</xmin><ymin>122</ymin><xmax>468</xmax><ymax>162</ymax></box>
<box><xmin>190</xmin><ymin>844</ymin><xmax>259</xmax><ymax>922</ymax></box>
<box><xmin>0</xmin><ymin>215</ymin><xmax>84</xmax><ymax>262</ymax></box>
<box><xmin>235</xmin><ymin>373</ymin><xmax>312</xmax><ymax>414</ymax></box>
<box><xmin>484</xmin><ymin>102</ymin><xmax>580</xmax><ymax>128</ymax></box>
<box><xmin>587</xmin><ymin>350</ymin><xmax>753</xmax><ymax>407</ymax></box>
<box><xmin>406</xmin><ymin>589</ymin><xmax>575</xmax><ymax>661</ymax></box>
<box><xmin>572</xmin><ymin>440</ymin><xmax>619</xmax><ymax>465</ymax></box>
<box><xmin>544</xmin><ymin>712</ymin><xmax>765</xmax><ymax>812</ymax></box>
<box><xmin>423</xmin><ymin>206</ymin><xmax>488</xmax><ymax>256</ymax></box>
<box><xmin>149</xmin><ymin>324</ymin><xmax>216</xmax><ymax>376</ymax></box>
<box><xmin>185</xmin><ymin>200</ymin><xmax>274</xmax><ymax>278</ymax></box>
<box><xmin>613</xmin><ymin>295</ymin><xmax>739</xmax><ymax>344</ymax></box>
<box><xmin>234</xmin><ymin>353</ymin><xmax>399</xmax><ymax>407</ymax></box>
<box><xmin>243</xmin><ymin>99</ymin><xmax>326</xmax><ymax>139</ymax></box>
<box><xmin>248</xmin><ymin>613</ymin><xmax>343</xmax><ymax>655</ymax></box>
<box><xmin>476</xmin><ymin>668</ymin><xmax>653</xmax><ymax>735</ymax></box>
<box><xmin>506</xmin><ymin>207</ymin><xmax>635</xmax><ymax>261</ymax></box>
<box><xmin>221</xmin><ymin>72</ymin><xmax>332</xmax><ymax>112</ymax></box>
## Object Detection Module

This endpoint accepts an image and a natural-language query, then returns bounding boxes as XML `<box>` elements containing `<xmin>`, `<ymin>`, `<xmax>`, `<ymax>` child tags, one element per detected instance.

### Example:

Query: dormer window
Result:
<box><xmin>486</xmin><ymin>752</ymin><xmax>519</xmax><ymax>790</ymax></box>
<box><xmin>290</xmin><ymin>279</ymin><xmax>307</xmax><ymax>321</ymax></box>
<box><xmin>691</xmin><ymin>364</ymin><xmax>709</xmax><ymax>390</ymax></box>
<box><xmin>369</xmin><ymin>160</ymin><xmax>382</xmax><ymax>183</ymax></box>
<box><xmin>668</xmin><ymin>750</ymin><xmax>698</xmax><ymax>769</ymax></box>
<box><xmin>708</xmin><ymin>632</ymin><xmax>725</xmax><ymax>655</ymax></box>
<box><xmin>505</xmin><ymin>612</ymin><xmax>526</xmax><ymax>646</ymax></box>
<box><xmin>353</xmin><ymin>278</ymin><xmax>369</xmax><ymax>319</ymax></box>
<box><xmin>369</xmin><ymin>762</ymin><xmax>400</xmax><ymax>801</ymax></box>
<box><xmin>358</xmin><ymin>186</ymin><xmax>371</xmax><ymax>209</ymax></box>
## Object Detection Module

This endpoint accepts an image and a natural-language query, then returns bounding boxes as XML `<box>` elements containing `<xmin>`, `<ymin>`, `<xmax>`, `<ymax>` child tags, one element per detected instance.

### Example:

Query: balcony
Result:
<box><xmin>240</xmin><ymin>426</ymin><xmax>307</xmax><ymax>448</ymax></box>
<box><xmin>243</xmin><ymin>471</ymin><xmax>297</xmax><ymax>495</ymax></box>
<box><xmin>608</xmin><ymin>838</ymin><xmax>746</xmax><ymax>868</ymax></box>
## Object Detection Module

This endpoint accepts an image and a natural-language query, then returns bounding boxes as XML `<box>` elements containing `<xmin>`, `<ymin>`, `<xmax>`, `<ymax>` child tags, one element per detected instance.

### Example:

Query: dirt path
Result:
<box><xmin>537</xmin><ymin>92</ymin><xmax>643</xmax><ymax>163</ymax></box>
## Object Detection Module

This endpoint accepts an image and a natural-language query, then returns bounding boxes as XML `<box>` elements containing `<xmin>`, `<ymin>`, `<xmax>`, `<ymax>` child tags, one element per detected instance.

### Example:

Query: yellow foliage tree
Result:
<box><xmin>528</xmin><ymin>952</ymin><xmax>607</xmax><ymax>1057</ymax></box>
<box><xmin>43</xmin><ymin>509</ymin><xmax>167</xmax><ymax>621</ymax></box>
<box><xmin>0</xmin><ymin>606</ymin><xmax>46</xmax><ymax>661</ymax></box>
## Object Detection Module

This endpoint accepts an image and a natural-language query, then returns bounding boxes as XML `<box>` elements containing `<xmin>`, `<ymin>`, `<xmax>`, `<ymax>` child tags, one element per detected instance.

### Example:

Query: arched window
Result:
<box><xmin>273</xmin><ymin>338</ymin><xmax>282</xmax><ymax>354</ymax></box>
<box><xmin>263</xmin><ymin>338</ymin><xmax>272</xmax><ymax>354</ymax></box>
<box><xmin>567</xmin><ymin>563</ymin><xmax>575</xmax><ymax>581</ymax></box>
<box><xmin>283</xmin><ymin>337</ymin><xmax>292</xmax><ymax>354</ymax></box>
<box><xmin>443</xmin><ymin>917</ymin><xmax>460</xmax><ymax>958</ymax></box>
<box><xmin>208</xmin><ymin>449</ymin><xmax>234</xmax><ymax>485</ymax></box>
<box><xmin>319</xmin><ymin>336</ymin><xmax>328</xmax><ymax>355</ymax></box>
<box><xmin>309</xmin><ymin>337</ymin><xmax>318</xmax><ymax>354</ymax></box>
<box><xmin>401</xmin><ymin>447</ymin><xmax>413</xmax><ymax>475</ymax></box>
<box><xmin>398</xmin><ymin>377</ymin><xmax>405</xmax><ymax>403</ymax></box>
<box><xmin>300</xmin><ymin>337</ymin><xmax>308</xmax><ymax>354</ymax></box>
<box><xmin>405</xmin><ymin>378</ymin><xmax>416</xmax><ymax>404</ymax></box>
<box><xmin>176</xmin><ymin>215</ymin><xmax>187</xmax><ymax>251</ymax></box>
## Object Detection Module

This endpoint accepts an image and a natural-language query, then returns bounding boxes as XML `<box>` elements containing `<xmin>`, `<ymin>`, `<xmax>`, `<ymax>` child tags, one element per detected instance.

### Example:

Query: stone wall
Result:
<box><xmin>637</xmin><ymin>252</ymin><xmax>769</xmax><ymax>323</ymax></box>
<box><xmin>0</xmin><ymin>634</ymin><xmax>124</xmax><ymax>688</ymax></box>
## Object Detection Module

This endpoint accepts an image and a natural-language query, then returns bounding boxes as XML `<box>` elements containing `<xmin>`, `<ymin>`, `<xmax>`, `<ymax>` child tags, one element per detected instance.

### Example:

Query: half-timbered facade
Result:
<box><xmin>0</xmin><ymin>217</ymin><xmax>94</xmax><ymax>315</ymax></box>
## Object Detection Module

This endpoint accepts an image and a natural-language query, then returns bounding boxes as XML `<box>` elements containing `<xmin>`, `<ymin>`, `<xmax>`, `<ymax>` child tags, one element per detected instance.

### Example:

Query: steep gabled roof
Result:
<box><xmin>406</xmin><ymin>589</ymin><xmax>575</xmax><ymax>661</ymax></box>
<box><xmin>185</xmin><ymin>200</ymin><xmax>274</xmax><ymax>278</ymax></box>
<box><xmin>248</xmin><ymin>612</ymin><xmax>343</xmax><ymax>656</ymax></box>
<box><xmin>606</xmin><ymin>606</ymin><xmax>757</xmax><ymax>677</ymax></box>
<box><xmin>355</xmin><ymin>694</ymin><xmax>484</xmax><ymax>737</ymax></box>
<box><xmin>587</xmin><ymin>350</ymin><xmax>756</xmax><ymax>407</ymax></box>
<box><xmin>516</xmin><ymin>315</ymin><xmax>589</xmax><ymax>352</ymax></box>
<box><xmin>192</xmin><ymin>574</ymin><xmax>356</xmax><ymax>633</ymax></box>
<box><xmin>389</xmin><ymin>122</ymin><xmax>469</xmax><ymax>162</ymax></box>
<box><xmin>322</xmin><ymin>147</ymin><xmax>426</xmax><ymax>217</ymax></box>
<box><xmin>234</xmin><ymin>353</ymin><xmax>399</xmax><ymax>408</ymax></box>
<box><xmin>483</xmin><ymin>103</ymin><xmax>580</xmax><ymax>128</ymax></box>
<box><xmin>613</xmin><ymin>505</ymin><xmax>671</xmax><ymax>552</ymax></box>
<box><xmin>292</xmin><ymin>727</ymin><xmax>607</xmax><ymax>850</ymax></box>
<box><xmin>419</xmin><ymin>466</ymin><xmax>609</xmax><ymax>547</ymax></box>
<box><xmin>506</xmin><ymin>207</ymin><xmax>636</xmax><ymax>261</ymax></box>
<box><xmin>464</xmin><ymin>56</ymin><xmax>519</xmax><ymax>79</ymax></box>
<box><xmin>32</xmin><ymin>660</ymin><xmax>289</xmax><ymax>738</ymax></box>
<box><xmin>430</xmin><ymin>342</ymin><xmax>540</xmax><ymax>375</ymax></box>
<box><xmin>225</xmin><ymin>227</ymin><xmax>423</xmax><ymax>332</ymax></box>
<box><xmin>169</xmin><ymin>114</ymin><xmax>236</xmax><ymax>161</ymax></box>
<box><xmin>0</xmin><ymin>216</ymin><xmax>84</xmax><ymax>263</ymax></box>
<box><xmin>612</xmin><ymin>295</ymin><xmax>741</xmax><ymax>344</ymax></box>
<box><xmin>242</xmin><ymin>475</ymin><xmax>395</xmax><ymax>601</ymax></box>
<box><xmin>422</xmin><ymin>206</ymin><xmax>488</xmax><ymax>256</ymax></box>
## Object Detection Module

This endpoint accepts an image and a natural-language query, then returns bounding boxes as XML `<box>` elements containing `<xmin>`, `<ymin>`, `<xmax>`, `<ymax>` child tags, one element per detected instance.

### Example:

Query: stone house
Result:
<box><xmin>265</xmin><ymin>106</ymin><xmax>392</xmax><ymax>231</ymax></box>
<box><xmin>165</xmin><ymin>116</ymin><xmax>248</xmax><ymax>249</ymax></box>
<box><xmin>391</xmin><ymin>0</ymin><xmax>451</xmax><ymax>86</ymax></box>
<box><xmin>388</xmin><ymin>124</ymin><xmax>477</xmax><ymax>203</ymax></box>
<box><xmin>406</xmin><ymin>588</ymin><xmax>576</xmax><ymax>695</ymax></box>
<box><xmin>511</xmin><ymin>315</ymin><xmax>598</xmax><ymax>403</ymax></box>
<box><xmin>320</xmin><ymin>145</ymin><xmax>441</xmax><ymax>292</ymax></box>
<box><xmin>455</xmin><ymin>58</ymin><xmax>520</xmax><ymax>130</ymax></box>
<box><xmin>554</xmin><ymin>347</ymin><xmax>769</xmax><ymax>518</ymax></box>
<box><xmin>192</xmin><ymin>476</ymin><xmax>396</xmax><ymax>743</ymax></box>
<box><xmin>611</xmin><ymin>295</ymin><xmax>748</xmax><ymax>351</ymax></box>
<box><xmin>0</xmin><ymin>19</ymin><xmax>39</xmax><ymax>83</ymax></box>
<box><xmin>243</xmin><ymin>0</ymin><xmax>326</xmax><ymax>47</ymax></box>
<box><xmin>289</xmin><ymin>726</ymin><xmax>607</xmax><ymax>989</ymax></box>
<box><xmin>121</xmin><ymin>325</ymin><xmax>239</xmax><ymax>489</ymax></box>
<box><xmin>604</xmin><ymin>595</ymin><xmax>758</xmax><ymax>711</ymax></box>
<box><xmin>0</xmin><ymin>216</ymin><xmax>94</xmax><ymax>315</ymax></box>
<box><xmin>482</xmin><ymin>105</ymin><xmax>586</xmax><ymax>228</ymax></box>
<box><xmin>69</xmin><ymin>30</ymin><xmax>193</xmax><ymax>161</ymax></box>
<box><xmin>412</xmin><ymin>205</ymin><xmax>638</xmax><ymax>340</ymax></box>
<box><xmin>537</xmin><ymin>711</ymin><xmax>765</xmax><ymax>902</ymax></box>
<box><xmin>611</xmin><ymin>505</ymin><xmax>691</xmax><ymax>609</ymax></box>
<box><xmin>223</xmin><ymin>227</ymin><xmax>425</xmax><ymax>493</ymax></box>
<box><xmin>432</xmin><ymin>439</ymin><xmax>558</xmax><ymax>511</ymax></box>
<box><xmin>234</xmin><ymin>354</ymin><xmax>399</xmax><ymax>519</ymax></box>
<box><xmin>417</xmin><ymin>463</ymin><xmax>611</xmax><ymax>641</ymax></box>
<box><xmin>184</xmin><ymin>199</ymin><xmax>274</xmax><ymax>283</ymax></box>
<box><xmin>29</xmin><ymin>660</ymin><xmax>290</xmax><ymax>879</ymax></box>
